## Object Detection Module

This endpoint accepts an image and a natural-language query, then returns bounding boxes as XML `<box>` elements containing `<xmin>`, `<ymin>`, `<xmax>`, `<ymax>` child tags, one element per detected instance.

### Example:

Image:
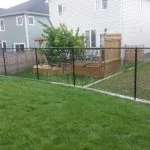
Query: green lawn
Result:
<box><xmin>91</xmin><ymin>62</ymin><xmax>150</xmax><ymax>100</ymax></box>
<box><xmin>0</xmin><ymin>76</ymin><xmax>150</xmax><ymax>150</ymax></box>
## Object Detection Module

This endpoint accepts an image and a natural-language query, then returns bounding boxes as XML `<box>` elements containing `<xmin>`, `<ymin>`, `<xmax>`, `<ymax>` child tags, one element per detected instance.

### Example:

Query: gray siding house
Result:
<box><xmin>0</xmin><ymin>0</ymin><xmax>49</xmax><ymax>51</ymax></box>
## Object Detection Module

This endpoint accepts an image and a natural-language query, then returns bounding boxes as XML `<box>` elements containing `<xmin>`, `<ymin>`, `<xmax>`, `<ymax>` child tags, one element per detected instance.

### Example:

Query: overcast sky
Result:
<box><xmin>0</xmin><ymin>0</ymin><xmax>29</xmax><ymax>8</ymax></box>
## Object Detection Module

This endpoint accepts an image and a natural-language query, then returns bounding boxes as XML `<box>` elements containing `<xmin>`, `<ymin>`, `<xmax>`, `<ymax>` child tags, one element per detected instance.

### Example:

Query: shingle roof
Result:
<box><xmin>0</xmin><ymin>8</ymin><xmax>5</xmax><ymax>13</ymax></box>
<box><xmin>0</xmin><ymin>0</ymin><xmax>49</xmax><ymax>16</ymax></box>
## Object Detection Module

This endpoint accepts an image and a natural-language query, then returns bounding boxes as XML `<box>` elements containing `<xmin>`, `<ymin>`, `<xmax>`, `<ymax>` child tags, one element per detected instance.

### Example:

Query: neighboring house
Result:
<box><xmin>0</xmin><ymin>0</ymin><xmax>49</xmax><ymax>51</ymax></box>
<box><xmin>0</xmin><ymin>8</ymin><xmax>5</xmax><ymax>13</ymax></box>
<box><xmin>48</xmin><ymin>0</ymin><xmax>150</xmax><ymax>49</ymax></box>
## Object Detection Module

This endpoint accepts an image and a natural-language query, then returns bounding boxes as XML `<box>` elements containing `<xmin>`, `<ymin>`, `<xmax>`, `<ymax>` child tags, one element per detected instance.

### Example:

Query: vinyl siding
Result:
<box><xmin>49</xmin><ymin>0</ymin><xmax>150</xmax><ymax>50</ymax></box>
<box><xmin>27</xmin><ymin>14</ymin><xmax>49</xmax><ymax>48</ymax></box>
<box><xmin>122</xmin><ymin>0</ymin><xmax>150</xmax><ymax>49</ymax></box>
<box><xmin>0</xmin><ymin>15</ymin><xmax>26</xmax><ymax>48</ymax></box>
<box><xmin>49</xmin><ymin>0</ymin><xmax>121</xmax><ymax>47</ymax></box>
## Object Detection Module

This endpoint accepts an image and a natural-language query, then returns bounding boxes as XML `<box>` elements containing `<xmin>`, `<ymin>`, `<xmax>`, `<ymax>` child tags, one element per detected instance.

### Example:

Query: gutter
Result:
<box><xmin>0</xmin><ymin>11</ymin><xmax>49</xmax><ymax>17</ymax></box>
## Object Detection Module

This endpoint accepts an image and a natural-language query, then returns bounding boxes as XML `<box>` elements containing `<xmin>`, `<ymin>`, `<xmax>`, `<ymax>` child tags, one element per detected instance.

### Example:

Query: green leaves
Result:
<box><xmin>40</xmin><ymin>23</ymin><xmax>85</xmax><ymax>66</ymax></box>
<box><xmin>42</xmin><ymin>23</ymin><xmax>85</xmax><ymax>48</ymax></box>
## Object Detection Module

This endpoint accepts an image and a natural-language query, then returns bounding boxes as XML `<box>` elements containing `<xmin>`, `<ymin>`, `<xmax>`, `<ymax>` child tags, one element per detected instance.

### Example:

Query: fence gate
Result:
<box><xmin>103</xmin><ymin>33</ymin><xmax>121</xmax><ymax>76</ymax></box>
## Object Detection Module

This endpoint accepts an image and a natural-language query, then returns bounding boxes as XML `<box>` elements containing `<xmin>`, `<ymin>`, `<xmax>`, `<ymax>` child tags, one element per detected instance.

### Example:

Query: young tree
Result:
<box><xmin>40</xmin><ymin>21</ymin><xmax>85</xmax><ymax>66</ymax></box>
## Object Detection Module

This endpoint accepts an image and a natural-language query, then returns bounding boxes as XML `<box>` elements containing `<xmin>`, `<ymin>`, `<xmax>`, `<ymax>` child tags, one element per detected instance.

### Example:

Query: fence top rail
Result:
<box><xmin>1</xmin><ymin>47</ymin><xmax>150</xmax><ymax>50</ymax></box>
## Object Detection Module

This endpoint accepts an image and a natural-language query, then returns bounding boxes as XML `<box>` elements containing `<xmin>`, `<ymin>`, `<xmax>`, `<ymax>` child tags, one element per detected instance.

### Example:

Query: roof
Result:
<box><xmin>0</xmin><ymin>8</ymin><xmax>5</xmax><ymax>13</ymax></box>
<box><xmin>0</xmin><ymin>0</ymin><xmax>49</xmax><ymax>17</ymax></box>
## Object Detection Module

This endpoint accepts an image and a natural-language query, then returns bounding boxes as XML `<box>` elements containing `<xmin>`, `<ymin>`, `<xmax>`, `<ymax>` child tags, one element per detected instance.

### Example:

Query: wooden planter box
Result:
<box><xmin>74</xmin><ymin>59</ymin><xmax>120</xmax><ymax>78</ymax></box>
<box><xmin>33</xmin><ymin>65</ymin><xmax>72</xmax><ymax>75</ymax></box>
<box><xmin>74</xmin><ymin>62</ymin><xmax>105</xmax><ymax>78</ymax></box>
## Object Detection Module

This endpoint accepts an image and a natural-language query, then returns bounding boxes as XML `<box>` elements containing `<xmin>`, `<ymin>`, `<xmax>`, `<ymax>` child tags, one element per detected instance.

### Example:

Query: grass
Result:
<box><xmin>91</xmin><ymin>62</ymin><xmax>150</xmax><ymax>100</ymax></box>
<box><xmin>13</xmin><ymin>68</ymin><xmax>97</xmax><ymax>86</ymax></box>
<box><xmin>0</xmin><ymin>76</ymin><xmax>150</xmax><ymax>150</ymax></box>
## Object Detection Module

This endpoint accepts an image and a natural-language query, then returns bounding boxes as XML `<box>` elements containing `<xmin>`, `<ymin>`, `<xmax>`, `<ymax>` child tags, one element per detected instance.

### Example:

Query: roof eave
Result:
<box><xmin>0</xmin><ymin>11</ymin><xmax>49</xmax><ymax>17</ymax></box>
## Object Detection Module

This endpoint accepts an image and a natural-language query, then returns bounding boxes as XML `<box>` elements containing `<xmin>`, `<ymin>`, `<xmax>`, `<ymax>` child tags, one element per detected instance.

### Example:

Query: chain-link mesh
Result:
<box><xmin>137</xmin><ymin>48</ymin><xmax>150</xmax><ymax>100</ymax></box>
<box><xmin>0</xmin><ymin>47</ymin><xmax>150</xmax><ymax>101</ymax></box>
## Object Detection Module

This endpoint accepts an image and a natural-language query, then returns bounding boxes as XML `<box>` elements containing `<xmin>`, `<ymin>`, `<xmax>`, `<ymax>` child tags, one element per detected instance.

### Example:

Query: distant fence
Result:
<box><xmin>0</xmin><ymin>49</ymin><xmax>36</xmax><ymax>75</ymax></box>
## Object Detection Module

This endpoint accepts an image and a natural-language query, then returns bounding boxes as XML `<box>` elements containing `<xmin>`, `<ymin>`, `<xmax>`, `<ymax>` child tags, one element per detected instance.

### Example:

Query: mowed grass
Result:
<box><xmin>0</xmin><ymin>76</ymin><xmax>150</xmax><ymax>150</ymax></box>
<box><xmin>91</xmin><ymin>62</ymin><xmax>150</xmax><ymax>100</ymax></box>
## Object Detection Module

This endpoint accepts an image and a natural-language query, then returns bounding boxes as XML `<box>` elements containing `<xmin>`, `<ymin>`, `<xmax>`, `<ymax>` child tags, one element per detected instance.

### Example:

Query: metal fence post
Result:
<box><xmin>134</xmin><ymin>47</ymin><xmax>138</xmax><ymax>100</ymax></box>
<box><xmin>72</xmin><ymin>48</ymin><xmax>76</xmax><ymax>87</ymax></box>
<box><xmin>35</xmin><ymin>48</ymin><xmax>39</xmax><ymax>80</ymax></box>
<box><xmin>2</xmin><ymin>48</ymin><xmax>7</xmax><ymax>76</ymax></box>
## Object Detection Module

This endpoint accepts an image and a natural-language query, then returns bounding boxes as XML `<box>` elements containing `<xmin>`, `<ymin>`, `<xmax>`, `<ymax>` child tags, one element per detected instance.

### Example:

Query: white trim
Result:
<box><xmin>101</xmin><ymin>0</ymin><xmax>108</xmax><ymax>9</ymax></box>
<box><xmin>16</xmin><ymin>16</ymin><xmax>23</xmax><ymax>26</ymax></box>
<box><xmin>140</xmin><ymin>0</ymin><xmax>143</xmax><ymax>13</ymax></box>
<box><xmin>24</xmin><ymin>14</ymin><xmax>29</xmax><ymax>48</ymax></box>
<box><xmin>121</xmin><ymin>0</ymin><xmax>124</xmax><ymax>46</ymax></box>
<box><xmin>0</xmin><ymin>18</ymin><xmax>5</xmax><ymax>31</ymax></box>
<box><xmin>28</xmin><ymin>16</ymin><xmax>35</xmax><ymax>25</ymax></box>
<box><xmin>0</xmin><ymin>41</ymin><xmax>7</xmax><ymax>48</ymax></box>
<box><xmin>13</xmin><ymin>43</ymin><xmax>25</xmax><ymax>52</ymax></box>
<box><xmin>0</xmin><ymin>12</ymin><xmax>49</xmax><ymax>18</ymax></box>
<box><xmin>85</xmin><ymin>30</ymin><xmax>97</xmax><ymax>48</ymax></box>
<box><xmin>95</xmin><ymin>0</ymin><xmax>108</xmax><ymax>11</ymax></box>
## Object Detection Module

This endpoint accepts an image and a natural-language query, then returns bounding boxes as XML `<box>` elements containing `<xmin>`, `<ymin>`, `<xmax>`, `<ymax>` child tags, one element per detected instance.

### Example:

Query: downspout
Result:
<box><xmin>24</xmin><ymin>13</ymin><xmax>29</xmax><ymax>49</ymax></box>
<box><xmin>48</xmin><ymin>0</ymin><xmax>51</xmax><ymax>21</ymax></box>
<box><xmin>120</xmin><ymin>0</ymin><xmax>124</xmax><ymax>63</ymax></box>
<box><xmin>121</xmin><ymin>0</ymin><xmax>124</xmax><ymax>46</ymax></box>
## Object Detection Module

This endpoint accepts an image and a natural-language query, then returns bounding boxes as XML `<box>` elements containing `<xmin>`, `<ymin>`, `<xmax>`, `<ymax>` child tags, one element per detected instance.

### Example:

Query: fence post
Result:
<box><xmin>72</xmin><ymin>48</ymin><xmax>76</xmax><ymax>87</ymax></box>
<box><xmin>35</xmin><ymin>48</ymin><xmax>39</xmax><ymax>80</ymax></box>
<box><xmin>134</xmin><ymin>47</ymin><xmax>138</xmax><ymax>100</ymax></box>
<box><xmin>2</xmin><ymin>48</ymin><xmax>7</xmax><ymax>76</ymax></box>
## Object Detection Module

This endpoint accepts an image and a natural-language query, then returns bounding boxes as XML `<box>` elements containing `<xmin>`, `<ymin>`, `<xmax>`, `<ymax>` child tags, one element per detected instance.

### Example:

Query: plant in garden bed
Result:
<box><xmin>40</xmin><ymin>21</ymin><xmax>85</xmax><ymax>67</ymax></box>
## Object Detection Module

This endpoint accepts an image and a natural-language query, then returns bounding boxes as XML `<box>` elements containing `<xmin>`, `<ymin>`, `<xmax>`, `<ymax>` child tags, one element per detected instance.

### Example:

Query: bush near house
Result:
<box><xmin>41</xmin><ymin>23</ymin><xmax>85</xmax><ymax>66</ymax></box>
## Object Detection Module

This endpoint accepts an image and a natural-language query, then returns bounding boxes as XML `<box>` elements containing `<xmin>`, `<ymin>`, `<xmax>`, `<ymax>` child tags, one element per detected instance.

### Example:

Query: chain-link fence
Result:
<box><xmin>0</xmin><ymin>47</ymin><xmax>150</xmax><ymax>101</ymax></box>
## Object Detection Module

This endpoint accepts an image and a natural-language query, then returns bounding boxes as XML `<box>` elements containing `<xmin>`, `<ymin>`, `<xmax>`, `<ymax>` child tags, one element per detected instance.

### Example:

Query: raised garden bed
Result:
<box><xmin>33</xmin><ymin>59</ymin><xmax>120</xmax><ymax>78</ymax></box>
<box><xmin>33</xmin><ymin>65</ymin><xmax>72</xmax><ymax>75</ymax></box>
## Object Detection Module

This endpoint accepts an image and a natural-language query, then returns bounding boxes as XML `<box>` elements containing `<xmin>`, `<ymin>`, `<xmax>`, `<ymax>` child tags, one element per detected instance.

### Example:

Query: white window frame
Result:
<box><xmin>0</xmin><ymin>19</ymin><xmax>5</xmax><ymax>31</ymax></box>
<box><xmin>85</xmin><ymin>30</ymin><xmax>97</xmax><ymax>48</ymax></box>
<box><xmin>1</xmin><ymin>41</ymin><xmax>7</xmax><ymax>51</ymax></box>
<box><xmin>140</xmin><ymin>0</ymin><xmax>143</xmax><ymax>13</ymax></box>
<box><xmin>85</xmin><ymin>31</ymin><xmax>91</xmax><ymax>48</ymax></box>
<box><xmin>1</xmin><ymin>41</ymin><xmax>7</xmax><ymax>48</ymax></box>
<box><xmin>28</xmin><ymin>16</ymin><xmax>35</xmax><ymax>25</ymax></box>
<box><xmin>58</xmin><ymin>3</ymin><xmax>64</xmax><ymax>17</ymax></box>
<box><xmin>13</xmin><ymin>43</ymin><xmax>25</xmax><ymax>52</ymax></box>
<box><xmin>95</xmin><ymin>0</ymin><xmax>108</xmax><ymax>10</ymax></box>
<box><xmin>16</xmin><ymin>16</ymin><xmax>23</xmax><ymax>26</ymax></box>
<box><xmin>101</xmin><ymin>0</ymin><xmax>107</xmax><ymax>9</ymax></box>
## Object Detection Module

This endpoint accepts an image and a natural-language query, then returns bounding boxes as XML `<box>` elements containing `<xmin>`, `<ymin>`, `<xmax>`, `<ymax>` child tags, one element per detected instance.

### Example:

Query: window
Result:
<box><xmin>85</xmin><ymin>30</ymin><xmax>96</xmax><ymax>48</ymax></box>
<box><xmin>91</xmin><ymin>30</ymin><xmax>96</xmax><ymax>47</ymax></box>
<box><xmin>58</xmin><ymin>4</ymin><xmax>63</xmax><ymax>16</ymax></box>
<box><xmin>85</xmin><ymin>31</ymin><xmax>90</xmax><ymax>48</ymax></box>
<box><xmin>0</xmin><ymin>41</ymin><xmax>6</xmax><ymax>52</ymax></box>
<box><xmin>13</xmin><ymin>43</ymin><xmax>25</xmax><ymax>52</ymax></box>
<box><xmin>96</xmin><ymin>0</ymin><xmax>107</xmax><ymax>10</ymax></box>
<box><xmin>0</xmin><ymin>19</ymin><xmax>5</xmax><ymax>31</ymax></box>
<box><xmin>140</xmin><ymin>0</ymin><xmax>143</xmax><ymax>12</ymax></box>
<box><xmin>102</xmin><ymin>0</ymin><xmax>107</xmax><ymax>9</ymax></box>
<box><xmin>16</xmin><ymin>16</ymin><xmax>23</xmax><ymax>26</ymax></box>
<box><xmin>28</xmin><ymin>16</ymin><xmax>35</xmax><ymax>25</ymax></box>
<box><xmin>100</xmin><ymin>34</ymin><xmax>104</xmax><ymax>48</ymax></box>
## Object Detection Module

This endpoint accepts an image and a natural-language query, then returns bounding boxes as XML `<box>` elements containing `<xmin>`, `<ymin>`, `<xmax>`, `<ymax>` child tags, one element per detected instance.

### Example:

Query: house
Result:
<box><xmin>48</xmin><ymin>0</ymin><xmax>150</xmax><ymax>50</ymax></box>
<box><xmin>0</xmin><ymin>0</ymin><xmax>49</xmax><ymax>51</ymax></box>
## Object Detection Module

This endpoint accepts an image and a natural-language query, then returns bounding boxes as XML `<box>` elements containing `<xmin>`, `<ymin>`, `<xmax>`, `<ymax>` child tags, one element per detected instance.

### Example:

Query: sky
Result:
<box><xmin>0</xmin><ymin>0</ymin><xmax>29</xmax><ymax>8</ymax></box>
